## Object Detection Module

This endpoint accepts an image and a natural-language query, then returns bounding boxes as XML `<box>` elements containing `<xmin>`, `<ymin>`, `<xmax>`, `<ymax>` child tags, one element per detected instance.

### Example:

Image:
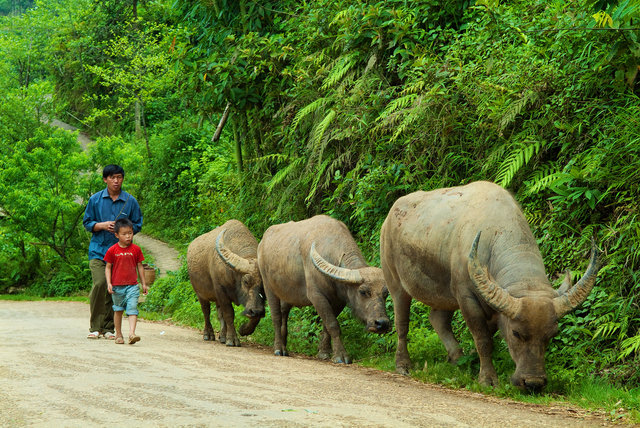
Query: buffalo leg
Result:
<box><xmin>219</xmin><ymin>301</ymin><xmax>240</xmax><ymax>347</ymax></box>
<box><xmin>392</xmin><ymin>288</ymin><xmax>412</xmax><ymax>375</ymax></box>
<box><xmin>281</xmin><ymin>302</ymin><xmax>292</xmax><ymax>349</ymax></box>
<box><xmin>429</xmin><ymin>309</ymin><xmax>463</xmax><ymax>365</ymax></box>
<box><xmin>266</xmin><ymin>288</ymin><xmax>288</xmax><ymax>356</ymax></box>
<box><xmin>309</xmin><ymin>295</ymin><xmax>349</xmax><ymax>364</ymax></box>
<box><xmin>215</xmin><ymin>302</ymin><xmax>226</xmax><ymax>343</ymax></box>
<box><xmin>199</xmin><ymin>298</ymin><xmax>215</xmax><ymax>341</ymax></box>
<box><xmin>317</xmin><ymin>324</ymin><xmax>331</xmax><ymax>360</ymax></box>
<box><xmin>460</xmin><ymin>304</ymin><xmax>499</xmax><ymax>386</ymax></box>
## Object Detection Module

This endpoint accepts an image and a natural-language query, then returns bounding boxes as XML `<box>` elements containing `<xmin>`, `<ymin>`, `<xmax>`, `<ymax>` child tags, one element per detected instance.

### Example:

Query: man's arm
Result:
<box><xmin>129</xmin><ymin>196</ymin><xmax>143</xmax><ymax>234</ymax></box>
<box><xmin>83</xmin><ymin>193</ymin><xmax>115</xmax><ymax>233</ymax></box>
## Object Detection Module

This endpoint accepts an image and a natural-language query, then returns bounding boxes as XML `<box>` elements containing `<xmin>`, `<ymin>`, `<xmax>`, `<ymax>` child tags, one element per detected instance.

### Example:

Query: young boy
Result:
<box><xmin>104</xmin><ymin>218</ymin><xmax>148</xmax><ymax>345</ymax></box>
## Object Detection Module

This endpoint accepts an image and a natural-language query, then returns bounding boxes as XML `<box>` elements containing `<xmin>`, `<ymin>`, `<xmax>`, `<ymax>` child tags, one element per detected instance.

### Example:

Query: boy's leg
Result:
<box><xmin>124</xmin><ymin>285</ymin><xmax>141</xmax><ymax>344</ymax></box>
<box><xmin>114</xmin><ymin>311</ymin><xmax>124</xmax><ymax>339</ymax></box>
<box><xmin>128</xmin><ymin>315</ymin><xmax>138</xmax><ymax>337</ymax></box>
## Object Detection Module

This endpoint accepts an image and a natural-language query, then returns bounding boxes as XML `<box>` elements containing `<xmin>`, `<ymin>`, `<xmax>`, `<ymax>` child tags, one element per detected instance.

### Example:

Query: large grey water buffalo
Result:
<box><xmin>187</xmin><ymin>219</ymin><xmax>265</xmax><ymax>346</ymax></box>
<box><xmin>257</xmin><ymin>215</ymin><xmax>391</xmax><ymax>363</ymax></box>
<box><xmin>380</xmin><ymin>181</ymin><xmax>601</xmax><ymax>390</ymax></box>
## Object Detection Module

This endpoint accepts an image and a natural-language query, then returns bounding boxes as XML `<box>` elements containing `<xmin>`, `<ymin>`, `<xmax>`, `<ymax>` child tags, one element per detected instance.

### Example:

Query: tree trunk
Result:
<box><xmin>135</xmin><ymin>99</ymin><xmax>142</xmax><ymax>138</ymax></box>
<box><xmin>232</xmin><ymin>120</ymin><xmax>243</xmax><ymax>172</ymax></box>
<box><xmin>212</xmin><ymin>103</ymin><xmax>231</xmax><ymax>142</ymax></box>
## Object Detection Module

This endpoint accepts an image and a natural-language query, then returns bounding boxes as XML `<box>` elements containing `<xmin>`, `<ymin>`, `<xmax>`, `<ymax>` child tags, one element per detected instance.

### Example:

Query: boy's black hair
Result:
<box><xmin>114</xmin><ymin>218</ymin><xmax>134</xmax><ymax>234</ymax></box>
<box><xmin>103</xmin><ymin>164</ymin><xmax>125</xmax><ymax>178</ymax></box>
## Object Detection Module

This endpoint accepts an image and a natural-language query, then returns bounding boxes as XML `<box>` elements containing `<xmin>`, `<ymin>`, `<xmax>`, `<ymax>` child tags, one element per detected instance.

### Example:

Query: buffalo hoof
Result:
<box><xmin>274</xmin><ymin>349</ymin><xmax>288</xmax><ymax>357</ymax></box>
<box><xmin>332</xmin><ymin>355</ymin><xmax>351</xmax><ymax>364</ymax></box>
<box><xmin>203</xmin><ymin>333</ymin><xmax>214</xmax><ymax>341</ymax></box>
<box><xmin>317</xmin><ymin>352</ymin><xmax>330</xmax><ymax>360</ymax></box>
<box><xmin>478</xmin><ymin>372</ymin><xmax>499</xmax><ymax>388</ymax></box>
<box><xmin>396</xmin><ymin>366</ymin><xmax>410</xmax><ymax>376</ymax></box>
<box><xmin>225</xmin><ymin>339</ymin><xmax>241</xmax><ymax>347</ymax></box>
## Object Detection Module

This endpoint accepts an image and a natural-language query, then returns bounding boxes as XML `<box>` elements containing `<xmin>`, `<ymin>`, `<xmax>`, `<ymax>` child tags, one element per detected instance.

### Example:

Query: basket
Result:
<box><xmin>142</xmin><ymin>264</ymin><xmax>157</xmax><ymax>285</ymax></box>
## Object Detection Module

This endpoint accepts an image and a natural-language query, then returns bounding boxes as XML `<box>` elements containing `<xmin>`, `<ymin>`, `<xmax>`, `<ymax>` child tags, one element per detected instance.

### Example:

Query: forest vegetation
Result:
<box><xmin>1</xmin><ymin>0</ymin><xmax>639</xmax><ymax>420</ymax></box>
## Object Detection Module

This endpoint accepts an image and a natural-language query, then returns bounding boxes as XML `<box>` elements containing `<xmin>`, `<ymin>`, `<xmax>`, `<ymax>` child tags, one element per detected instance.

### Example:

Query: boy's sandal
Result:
<box><xmin>115</xmin><ymin>336</ymin><xmax>125</xmax><ymax>345</ymax></box>
<box><xmin>128</xmin><ymin>335</ymin><xmax>140</xmax><ymax>345</ymax></box>
<box><xmin>87</xmin><ymin>331</ymin><xmax>100</xmax><ymax>339</ymax></box>
<box><xmin>104</xmin><ymin>332</ymin><xmax>116</xmax><ymax>340</ymax></box>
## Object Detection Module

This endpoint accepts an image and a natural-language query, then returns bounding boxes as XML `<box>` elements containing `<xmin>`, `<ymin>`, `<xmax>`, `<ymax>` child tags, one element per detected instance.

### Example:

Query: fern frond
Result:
<box><xmin>376</xmin><ymin>94</ymin><xmax>418</xmax><ymax>123</ymax></box>
<box><xmin>495</xmin><ymin>140</ymin><xmax>545</xmax><ymax>187</ymax></box>
<box><xmin>389</xmin><ymin>97</ymin><xmax>424</xmax><ymax>143</ymax></box>
<box><xmin>498</xmin><ymin>90</ymin><xmax>540</xmax><ymax>131</ymax></box>
<box><xmin>305</xmin><ymin>158</ymin><xmax>331</xmax><ymax>205</ymax></box>
<box><xmin>523</xmin><ymin>206</ymin><xmax>544</xmax><ymax>226</ymax></box>
<box><xmin>307</xmin><ymin>109</ymin><xmax>336</xmax><ymax>168</ymax></box>
<box><xmin>321</xmin><ymin>55</ymin><xmax>358</xmax><ymax>91</ymax></box>
<box><xmin>323</xmin><ymin>150</ymin><xmax>352</xmax><ymax>189</ymax></box>
<box><xmin>265</xmin><ymin>157</ymin><xmax>305</xmax><ymax>194</ymax></box>
<box><xmin>619</xmin><ymin>334</ymin><xmax>640</xmax><ymax>360</ymax></box>
<box><xmin>291</xmin><ymin>98</ymin><xmax>328</xmax><ymax>132</ymax></box>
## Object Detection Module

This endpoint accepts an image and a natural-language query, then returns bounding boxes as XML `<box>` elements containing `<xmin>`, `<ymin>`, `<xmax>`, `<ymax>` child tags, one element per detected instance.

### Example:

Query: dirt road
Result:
<box><xmin>0</xmin><ymin>300</ymin><xmax>614</xmax><ymax>427</ymax></box>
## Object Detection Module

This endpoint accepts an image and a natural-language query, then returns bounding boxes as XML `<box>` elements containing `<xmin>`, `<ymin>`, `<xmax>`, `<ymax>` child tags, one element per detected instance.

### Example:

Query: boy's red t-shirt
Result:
<box><xmin>103</xmin><ymin>243</ymin><xmax>145</xmax><ymax>286</ymax></box>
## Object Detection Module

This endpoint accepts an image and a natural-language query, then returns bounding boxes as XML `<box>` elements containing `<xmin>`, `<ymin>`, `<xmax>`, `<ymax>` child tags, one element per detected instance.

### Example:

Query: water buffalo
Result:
<box><xmin>187</xmin><ymin>219</ymin><xmax>265</xmax><ymax>346</ymax></box>
<box><xmin>257</xmin><ymin>215</ymin><xmax>391</xmax><ymax>363</ymax></box>
<box><xmin>380</xmin><ymin>181</ymin><xmax>601</xmax><ymax>390</ymax></box>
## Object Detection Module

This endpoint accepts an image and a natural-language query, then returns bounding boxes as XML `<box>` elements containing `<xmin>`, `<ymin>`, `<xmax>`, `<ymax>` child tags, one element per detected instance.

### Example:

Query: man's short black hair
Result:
<box><xmin>103</xmin><ymin>164</ymin><xmax>125</xmax><ymax>179</ymax></box>
<box><xmin>114</xmin><ymin>218</ymin><xmax>134</xmax><ymax>234</ymax></box>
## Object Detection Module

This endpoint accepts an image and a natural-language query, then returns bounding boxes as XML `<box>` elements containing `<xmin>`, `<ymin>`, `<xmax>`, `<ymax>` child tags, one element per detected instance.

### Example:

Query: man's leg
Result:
<box><xmin>89</xmin><ymin>259</ymin><xmax>114</xmax><ymax>334</ymax></box>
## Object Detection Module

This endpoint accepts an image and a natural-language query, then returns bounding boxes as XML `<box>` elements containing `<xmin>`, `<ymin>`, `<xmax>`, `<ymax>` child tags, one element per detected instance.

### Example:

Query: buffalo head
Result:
<box><xmin>310</xmin><ymin>242</ymin><xmax>391</xmax><ymax>334</ymax></box>
<box><xmin>468</xmin><ymin>232</ymin><xmax>601</xmax><ymax>391</ymax></box>
<box><xmin>216</xmin><ymin>229</ymin><xmax>266</xmax><ymax>328</ymax></box>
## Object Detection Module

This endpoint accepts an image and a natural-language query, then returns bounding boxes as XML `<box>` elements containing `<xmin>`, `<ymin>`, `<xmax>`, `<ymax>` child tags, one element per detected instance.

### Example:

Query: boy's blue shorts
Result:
<box><xmin>111</xmin><ymin>284</ymin><xmax>140</xmax><ymax>315</ymax></box>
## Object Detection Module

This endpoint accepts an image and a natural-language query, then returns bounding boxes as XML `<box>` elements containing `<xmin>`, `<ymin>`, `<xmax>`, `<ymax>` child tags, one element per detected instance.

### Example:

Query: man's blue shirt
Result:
<box><xmin>83</xmin><ymin>188</ymin><xmax>143</xmax><ymax>260</ymax></box>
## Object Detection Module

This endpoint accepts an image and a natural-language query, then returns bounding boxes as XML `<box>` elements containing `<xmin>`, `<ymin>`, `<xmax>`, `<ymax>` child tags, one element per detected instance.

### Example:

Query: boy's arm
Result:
<box><xmin>105</xmin><ymin>262</ymin><xmax>114</xmax><ymax>294</ymax></box>
<box><xmin>137</xmin><ymin>262</ymin><xmax>148</xmax><ymax>295</ymax></box>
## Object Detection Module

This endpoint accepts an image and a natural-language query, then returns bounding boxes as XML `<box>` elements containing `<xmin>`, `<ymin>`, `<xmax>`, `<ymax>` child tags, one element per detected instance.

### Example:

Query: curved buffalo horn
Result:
<box><xmin>310</xmin><ymin>242</ymin><xmax>363</xmax><ymax>284</ymax></box>
<box><xmin>467</xmin><ymin>231</ymin><xmax>522</xmax><ymax>319</ymax></box>
<box><xmin>553</xmin><ymin>243</ymin><xmax>602</xmax><ymax>317</ymax></box>
<box><xmin>215</xmin><ymin>229</ymin><xmax>253</xmax><ymax>274</ymax></box>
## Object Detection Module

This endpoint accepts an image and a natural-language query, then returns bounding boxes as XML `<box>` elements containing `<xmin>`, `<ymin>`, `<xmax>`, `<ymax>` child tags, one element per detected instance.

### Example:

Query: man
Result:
<box><xmin>83</xmin><ymin>164</ymin><xmax>143</xmax><ymax>339</ymax></box>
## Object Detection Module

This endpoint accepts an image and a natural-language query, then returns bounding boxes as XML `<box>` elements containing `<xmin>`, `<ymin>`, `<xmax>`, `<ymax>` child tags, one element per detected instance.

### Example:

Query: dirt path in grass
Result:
<box><xmin>135</xmin><ymin>233</ymin><xmax>182</xmax><ymax>277</ymax></box>
<box><xmin>0</xmin><ymin>299</ymin><xmax>617</xmax><ymax>428</ymax></box>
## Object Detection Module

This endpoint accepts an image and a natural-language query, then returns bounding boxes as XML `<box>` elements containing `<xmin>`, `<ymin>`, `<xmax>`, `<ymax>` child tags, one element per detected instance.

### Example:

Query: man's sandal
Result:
<box><xmin>103</xmin><ymin>332</ymin><xmax>116</xmax><ymax>340</ymax></box>
<box><xmin>87</xmin><ymin>331</ymin><xmax>100</xmax><ymax>339</ymax></box>
<box><xmin>115</xmin><ymin>336</ymin><xmax>125</xmax><ymax>345</ymax></box>
<box><xmin>128</xmin><ymin>335</ymin><xmax>140</xmax><ymax>345</ymax></box>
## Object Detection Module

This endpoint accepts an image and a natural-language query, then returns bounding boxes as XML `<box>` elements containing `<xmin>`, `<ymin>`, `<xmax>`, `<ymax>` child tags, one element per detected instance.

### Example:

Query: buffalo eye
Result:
<box><xmin>512</xmin><ymin>330</ymin><xmax>522</xmax><ymax>340</ymax></box>
<box><xmin>359</xmin><ymin>288</ymin><xmax>371</xmax><ymax>297</ymax></box>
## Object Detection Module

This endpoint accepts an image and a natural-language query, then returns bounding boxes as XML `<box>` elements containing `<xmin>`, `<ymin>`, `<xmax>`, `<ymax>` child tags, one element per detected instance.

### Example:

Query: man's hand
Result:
<box><xmin>142</xmin><ymin>283</ymin><xmax>149</xmax><ymax>295</ymax></box>
<box><xmin>107</xmin><ymin>283</ymin><xmax>114</xmax><ymax>294</ymax></box>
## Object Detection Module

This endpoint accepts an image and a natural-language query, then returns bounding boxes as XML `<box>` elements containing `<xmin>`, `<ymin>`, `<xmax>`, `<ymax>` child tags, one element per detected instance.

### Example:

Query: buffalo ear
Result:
<box><xmin>557</xmin><ymin>270</ymin><xmax>572</xmax><ymax>295</ymax></box>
